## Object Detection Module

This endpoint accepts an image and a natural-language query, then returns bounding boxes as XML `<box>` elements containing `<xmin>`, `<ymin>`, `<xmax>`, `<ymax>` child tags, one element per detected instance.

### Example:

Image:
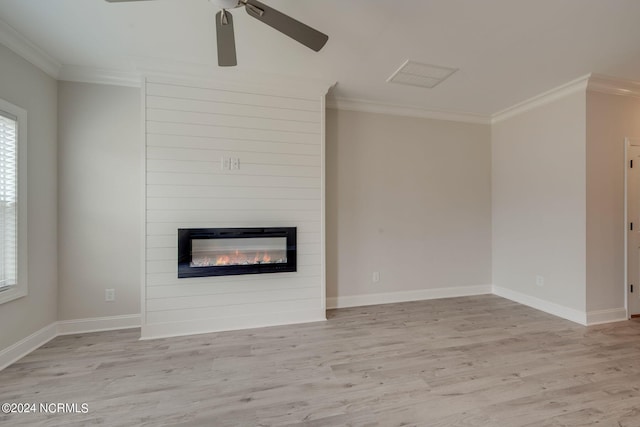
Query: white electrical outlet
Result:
<box><xmin>372</xmin><ymin>271</ymin><xmax>380</xmax><ymax>283</ymax></box>
<box><xmin>105</xmin><ymin>288</ymin><xmax>115</xmax><ymax>302</ymax></box>
<box><xmin>535</xmin><ymin>275</ymin><xmax>545</xmax><ymax>287</ymax></box>
<box><xmin>231</xmin><ymin>157</ymin><xmax>240</xmax><ymax>170</ymax></box>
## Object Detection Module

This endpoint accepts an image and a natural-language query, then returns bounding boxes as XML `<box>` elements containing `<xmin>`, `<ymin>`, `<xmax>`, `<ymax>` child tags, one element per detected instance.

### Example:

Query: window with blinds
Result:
<box><xmin>0</xmin><ymin>111</ymin><xmax>17</xmax><ymax>292</ymax></box>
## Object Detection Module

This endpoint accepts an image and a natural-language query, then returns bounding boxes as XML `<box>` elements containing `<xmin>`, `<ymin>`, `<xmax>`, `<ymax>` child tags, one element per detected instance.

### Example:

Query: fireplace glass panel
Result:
<box><xmin>178</xmin><ymin>227</ymin><xmax>296</xmax><ymax>278</ymax></box>
<box><xmin>191</xmin><ymin>237</ymin><xmax>287</xmax><ymax>268</ymax></box>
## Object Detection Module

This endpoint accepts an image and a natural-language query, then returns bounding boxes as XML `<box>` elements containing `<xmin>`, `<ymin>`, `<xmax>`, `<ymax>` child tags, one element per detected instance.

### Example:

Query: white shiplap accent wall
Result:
<box><xmin>142</xmin><ymin>77</ymin><xmax>328</xmax><ymax>339</ymax></box>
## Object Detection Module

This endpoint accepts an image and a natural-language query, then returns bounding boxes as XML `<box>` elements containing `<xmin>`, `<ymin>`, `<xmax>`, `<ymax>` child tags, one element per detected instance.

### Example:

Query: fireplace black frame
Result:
<box><xmin>177</xmin><ymin>227</ymin><xmax>297</xmax><ymax>278</ymax></box>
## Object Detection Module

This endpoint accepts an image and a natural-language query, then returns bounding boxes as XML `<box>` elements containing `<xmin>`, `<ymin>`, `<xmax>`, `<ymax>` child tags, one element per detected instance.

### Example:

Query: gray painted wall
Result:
<box><xmin>57</xmin><ymin>81</ymin><xmax>141</xmax><ymax>320</ymax></box>
<box><xmin>0</xmin><ymin>43</ymin><xmax>57</xmax><ymax>351</ymax></box>
<box><xmin>326</xmin><ymin>109</ymin><xmax>492</xmax><ymax>300</ymax></box>
<box><xmin>492</xmin><ymin>90</ymin><xmax>587</xmax><ymax>312</ymax></box>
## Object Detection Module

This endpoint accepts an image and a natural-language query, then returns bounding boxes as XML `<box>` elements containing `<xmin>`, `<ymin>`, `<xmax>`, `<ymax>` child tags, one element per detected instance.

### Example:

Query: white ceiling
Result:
<box><xmin>1</xmin><ymin>0</ymin><xmax>640</xmax><ymax>117</ymax></box>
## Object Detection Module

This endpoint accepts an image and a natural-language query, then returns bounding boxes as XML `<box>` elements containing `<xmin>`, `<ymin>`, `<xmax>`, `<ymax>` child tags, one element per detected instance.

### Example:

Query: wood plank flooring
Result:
<box><xmin>2</xmin><ymin>295</ymin><xmax>640</xmax><ymax>426</ymax></box>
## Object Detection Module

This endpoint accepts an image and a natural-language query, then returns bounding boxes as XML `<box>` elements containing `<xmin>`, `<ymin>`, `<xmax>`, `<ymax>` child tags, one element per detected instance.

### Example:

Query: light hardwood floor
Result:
<box><xmin>2</xmin><ymin>295</ymin><xmax>640</xmax><ymax>426</ymax></box>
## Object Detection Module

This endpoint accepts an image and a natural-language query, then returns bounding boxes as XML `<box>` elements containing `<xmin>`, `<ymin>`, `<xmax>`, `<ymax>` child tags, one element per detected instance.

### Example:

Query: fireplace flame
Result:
<box><xmin>192</xmin><ymin>250</ymin><xmax>286</xmax><ymax>267</ymax></box>
<box><xmin>215</xmin><ymin>255</ymin><xmax>230</xmax><ymax>265</ymax></box>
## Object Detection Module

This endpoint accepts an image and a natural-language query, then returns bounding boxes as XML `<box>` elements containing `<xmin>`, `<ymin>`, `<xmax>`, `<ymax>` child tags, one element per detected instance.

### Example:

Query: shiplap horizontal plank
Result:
<box><xmin>147</xmin><ymin>271</ymin><xmax>321</xmax><ymax>288</ymax></box>
<box><xmin>146</xmin><ymin>209</ymin><xmax>320</xmax><ymax>223</ymax></box>
<box><xmin>147</xmin><ymin>121</ymin><xmax>318</xmax><ymax>145</ymax></box>
<box><xmin>147</xmin><ymin>134</ymin><xmax>320</xmax><ymax>156</ymax></box>
<box><xmin>147</xmin><ymin>244</ymin><xmax>319</xmax><ymax>262</ymax></box>
<box><xmin>146</xmin><ymin>82</ymin><xmax>320</xmax><ymax>112</ymax></box>
<box><xmin>146</xmin><ymin>260</ymin><xmax>175</xmax><ymax>275</ymax></box>
<box><xmin>146</xmin><ymin>185</ymin><xmax>320</xmax><ymax>200</ymax></box>
<box><xmin>147</xmin><ymin>172</ymin><xmax>319</xmax><ymax>188</ymax></box>
<box><xmin>147</xmin><ymin>109</ymin><xmax>320</xmax><ymax>135</ymax></box>
<box><xmin>146</xmin><ymin>221</ymin><xmax>321</xmax><ymax>236</ymax></box>
<box><xmin>146</xmin><ymin>298</ymin><xmax>320</xmax><ymax>324</ymax></box>
<box><xmin>147</xmin><ymin>272</ymin><xmax>321</xmax><ymax>288</ymax></box>
<box><xmin>146</xmin><ymin>278</ymin><xmax>321</xmax><ymax>299</ymax></box>
<box><xmin>146</xmin><ymin>235</ymin><xmax>174</xmax><ymax>248</ymax></box>
<box><xmin>146</xmin><ymin>231</ymin><xmax>321</xmax><ymax>248</ymax></box>
<box><xmin>147</xmin><ymin>286</ymin><xmax>319</xmax><ymax>311</ymax></box>
<box><xmin>146</xmin><ymin>258</ymin><xmax>320</xmax><ymax>275</ymax></box>
<box><xmin>146</xmin><ymin>96</ymin><xmax>320</xmax><ymax>123</ymax></box>
<box><xmin>147</xmin><ymin>197</ymin><xmax>320</xmax><ymax>212</ymax></box>
<box><xmin>147</xmin><ymin>147</ymin><xmax>319</xmax><ymax>166</ymax></box>
<box><xmin>147</xmin><ymin>161</ymin><xmax>320</xmax><ymax>178</ymax></box>
<box><xmin>147</xmin><ymin>162</ymin><xmax>322</xmax><ymax>179</ymax></box>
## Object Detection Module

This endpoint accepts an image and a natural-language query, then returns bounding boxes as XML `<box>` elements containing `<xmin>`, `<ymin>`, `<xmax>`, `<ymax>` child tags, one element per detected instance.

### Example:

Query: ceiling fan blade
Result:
<box><xmin>216</xmin><ymin>10</ymin><xmax>237</xmax><ymax>67</ymax></box>
<box><xmin>244</xmin><ymin>0</ymin><xmax>328</xmax><ymax>52</ymax></box>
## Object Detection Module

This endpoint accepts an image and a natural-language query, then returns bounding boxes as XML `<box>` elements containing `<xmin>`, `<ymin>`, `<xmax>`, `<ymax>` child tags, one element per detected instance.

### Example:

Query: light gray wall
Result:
<box><xmin>326</xmin><ymin>109</ymin><xmax>492</xmax><ymax>299</ymax></box>
<box><xmin>492</xmin><ymin>90</ymin><xmax>587</xmax><ymax>312</ymax></box>
<box><xmin>0</xmin><ymin>44</ymin><xmax>57</xmax><ymax>350</ymax></box>
<box><xmin>57</xmin><ymin>81</ymin><xmax>141</xmax><ymax>320</ymax></box>
<box><xmin>586</xmin><ymin>90</ymin><xmax>640</xmax><ymax>312</ymax></box>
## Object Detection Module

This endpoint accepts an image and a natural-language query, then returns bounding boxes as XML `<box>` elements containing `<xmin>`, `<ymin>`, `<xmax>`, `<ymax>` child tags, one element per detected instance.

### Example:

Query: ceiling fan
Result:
<box><xmin>105</xmin><ymin>0</ymin><xmax>329</xmax><ymax>67</ymax></box>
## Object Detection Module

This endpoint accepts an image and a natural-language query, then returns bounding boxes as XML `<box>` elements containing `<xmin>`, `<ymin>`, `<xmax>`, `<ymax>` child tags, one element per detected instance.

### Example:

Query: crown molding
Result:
<box><xmin>58</xmin><ymin>65</ymin><xmax>142</xmax><ymax>88</ymax></box>
<box><xmin>326</xmin><ymin>97</ymin><xmax>491</xmax><ymax>124</ymax></box>
<box><xmin>491</xmin><ymin>74</ymin><xmax>591</xmax><ymax>124</ymax></box>
<box><xmin>0</xmin><ymin>18</ymin><xmax>61</xmax><ymax>78</ymax></box>
<box><xmin>587</xmin><ymin>73</ymin><xmax>640</xmax><ymax>99</ymax></box>
<box><xmin>137</xmin><ymin>61</ymin><xmax>335</xmax><ymax>99</ymax></box>
<box><xmin>490</xmin><ymin>73</ymin><xmax>640</xmax><ymax>124</ymax></box>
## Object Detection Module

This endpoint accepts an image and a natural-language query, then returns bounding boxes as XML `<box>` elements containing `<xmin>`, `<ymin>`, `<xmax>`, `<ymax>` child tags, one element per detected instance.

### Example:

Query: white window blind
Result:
<box><xmin>0</xmin><ymin>110</ymin><xmax>17</xmax><ymax>291</ymax></box>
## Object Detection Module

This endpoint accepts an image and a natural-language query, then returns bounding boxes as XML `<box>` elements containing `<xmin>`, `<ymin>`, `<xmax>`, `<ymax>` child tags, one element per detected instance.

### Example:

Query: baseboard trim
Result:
<box><xmin>57</xmin><ymin>314</ymin><xmax>141</xmax><ymax>336</ymax></box>
<box><xmin>586</xmin><ymin>308</ymin><xmax>628</xmax><ymax>325</ymax></box>
<box><xmin>326</xmin><ymin>285</ymin><xmax>492</xmax><ymax>309</ymax></box>
<box><xmin>141</xmin><ymin>309</ymin><xmax>327</xmax><ymax>340</ymax></box>
<box><xmin>1</xmin><ymin>314</ymin><xmax>142</xmax><ymax>371</ymax></box>
<box><xmin>0</xmin><ymin>323</ymin><xmax>58</xmax><ymax>371</ymax></box>
<box><xmin>492</xmin><ymin>285</ymin><xmax>587</xmax><ymax>325</ymax></box>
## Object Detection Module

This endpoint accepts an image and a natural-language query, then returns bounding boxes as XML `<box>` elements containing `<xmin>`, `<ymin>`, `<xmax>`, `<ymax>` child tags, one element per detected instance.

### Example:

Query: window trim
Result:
<box><xmin>0</xmin><ymin>98</ymin><xmax>27</xmax><ymax>305</ymax></box>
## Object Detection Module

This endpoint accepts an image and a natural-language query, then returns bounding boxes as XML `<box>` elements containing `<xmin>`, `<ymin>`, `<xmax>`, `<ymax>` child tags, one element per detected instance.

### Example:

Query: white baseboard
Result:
<box><xmin>326</xmin><ymin>285</ymin><xmax>492</xmax><ymax>309</ymax></box>
<box><xmin>492</xmin><ymin>285</ymin><xmax>587</xmax><ymax>325</ymax></box>
<box><xmin>1</xmin><ymin>314</ymin><xmax>142</xmax><ymax>372</ymax></box>
<box><xmin>586</xmin><ymin>308</ymin><xmax>628</xmax><ymax>325</ymax></box>
<box><xmin>0</xmin><ymin>323</ymin><xmax>58</xmax><ymax>371</ymax></box>
<box><xmin>141</xmin><ymin>309</ymin><xmax>327</xmax><ymax>340</ymax></box>
<box><xmin>57</xmin><ymin>314</ymin><xmax>141</xmax><ymax>335</ymax></box>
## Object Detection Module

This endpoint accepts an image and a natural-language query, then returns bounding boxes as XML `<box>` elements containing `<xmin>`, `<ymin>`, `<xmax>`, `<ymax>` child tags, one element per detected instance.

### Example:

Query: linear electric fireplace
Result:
<box><xmin>178</xmin><ymin>227</ymin><xmax>297</xmax><ymax>278</ymax></box>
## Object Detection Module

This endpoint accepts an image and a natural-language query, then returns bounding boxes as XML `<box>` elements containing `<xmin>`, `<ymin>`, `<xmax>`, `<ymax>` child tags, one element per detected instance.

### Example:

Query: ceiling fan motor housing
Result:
<box><xmin>209</xmin><ymin>0</ymin><xmax>242</xmax><ymax>10</ymax></box>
